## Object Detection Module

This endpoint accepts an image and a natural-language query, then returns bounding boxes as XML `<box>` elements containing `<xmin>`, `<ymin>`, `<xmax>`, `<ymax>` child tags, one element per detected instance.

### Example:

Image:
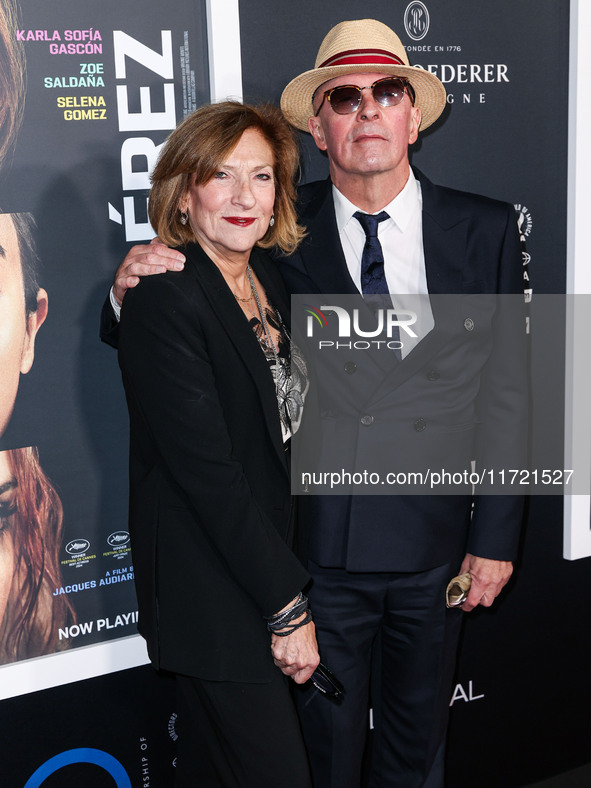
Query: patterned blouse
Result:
<box><xmin>249</xmin><ymin>305</ymin><xmax>309</xmax><ymax>443</ymax></box>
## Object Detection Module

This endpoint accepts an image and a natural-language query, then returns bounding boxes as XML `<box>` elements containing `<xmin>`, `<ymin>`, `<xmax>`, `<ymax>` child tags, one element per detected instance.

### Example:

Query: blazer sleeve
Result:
<box><xmin>118</xmin><ymin>273</ymin><xmax>309</xmax><ymax>616</ymax></box>
<box><xmin>468</xmin><ymin>204</ymin><xmax>528</xmax><ymax>560</ymax></box>
<box><xmin>99</xmin><ymin>292</ymin><xmax>120</xmax><ymax>349</ymax></box>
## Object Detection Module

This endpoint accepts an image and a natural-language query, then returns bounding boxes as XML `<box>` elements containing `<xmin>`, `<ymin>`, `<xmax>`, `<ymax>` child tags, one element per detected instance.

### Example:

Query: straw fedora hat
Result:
<box><xmin>280</xmin><ymin>19</ymin><xmax>446</xmax><ymax>132</ymax></box>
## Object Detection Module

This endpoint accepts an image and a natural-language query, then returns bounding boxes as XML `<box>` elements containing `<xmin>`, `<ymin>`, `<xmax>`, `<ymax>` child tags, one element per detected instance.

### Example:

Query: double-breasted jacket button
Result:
<box><xmin>464</xmin><ymin>317</ymin><xmax>475</xmax><ymax>331</ymax></box>
<box><xmin>427</xmin><ymin>370</ymin><xmax>440</xmax><ymax>381</ymax></box>
<box><xmin>414</xmin><ymin>417</ymin><xmax>427</xmax><ymax>432</ymax></box>
<box><xmin>344</xmin><ymin>361</ymin><xmax>357</xmax><ymax>375</ymax></box>
<box><xmin>360</xmin><ymin>414</ymin><xmax>374</xmax><ymax>427</ymax></box>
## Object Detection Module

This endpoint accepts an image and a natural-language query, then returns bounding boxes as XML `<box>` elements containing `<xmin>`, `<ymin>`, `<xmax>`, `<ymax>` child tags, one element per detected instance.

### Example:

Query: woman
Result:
<box><xmin>0</xmin><ymin>446</ymin><xmax>74</xmax><ymax>663</ymax></box>
<box><xmin>118</xmin><ymin>101</ymin><xmax>320</xmax><ymax>787</ymax></box>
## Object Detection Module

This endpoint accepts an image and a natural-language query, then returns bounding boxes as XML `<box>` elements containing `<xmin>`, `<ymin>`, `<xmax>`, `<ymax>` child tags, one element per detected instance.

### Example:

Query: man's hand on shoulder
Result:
<box><xmin>113</xmin><ymin>237</ymin><xmax>186</xmax><ymax>306</ymax></box>
<box><xmin>459</xmin><ymin>552</ymin><xmax>513</xmax><ymax>612</ymax></box>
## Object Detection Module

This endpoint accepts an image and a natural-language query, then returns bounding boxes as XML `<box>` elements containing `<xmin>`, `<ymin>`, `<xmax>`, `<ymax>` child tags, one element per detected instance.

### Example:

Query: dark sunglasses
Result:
<box><xmin>310</xmin><ymin>662</ymin><xmax>345</xmax><ymax>703</ymax></box>
<box><xmin>314</xmin><ymin>76</ymin><xmax>416</xmax><ymax>117</ymax></box>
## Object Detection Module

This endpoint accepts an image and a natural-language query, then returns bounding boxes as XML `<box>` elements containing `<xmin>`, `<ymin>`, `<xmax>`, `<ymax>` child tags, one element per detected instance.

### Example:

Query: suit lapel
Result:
<box><xmin>183</xmin><ymin>243</ymin><xmax>287</xmax><ymax>473</ymax></box>
<box><xmin>297</xmin><ymin>179</ymin><xmax>359</xmax><ymax>295</ymax></box>
<box><xmin>414</xmin><ymin>168</ymin><xmax>468</xmax><ymax>295</ymax></box>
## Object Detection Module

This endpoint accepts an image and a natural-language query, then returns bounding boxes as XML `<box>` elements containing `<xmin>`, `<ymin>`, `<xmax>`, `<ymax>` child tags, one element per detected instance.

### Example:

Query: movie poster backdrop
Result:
<box><xmin>0</xmin><ymin>0</ymin><xmax>209</xmax><ymax>676</ymax></box>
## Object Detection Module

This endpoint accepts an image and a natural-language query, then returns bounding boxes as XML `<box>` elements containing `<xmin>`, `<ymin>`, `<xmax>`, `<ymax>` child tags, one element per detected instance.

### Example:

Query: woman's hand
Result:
<box><xmin>271</xmin><ymin>618</ymin><xmax>320</xmax><ymax>684</ymax></box>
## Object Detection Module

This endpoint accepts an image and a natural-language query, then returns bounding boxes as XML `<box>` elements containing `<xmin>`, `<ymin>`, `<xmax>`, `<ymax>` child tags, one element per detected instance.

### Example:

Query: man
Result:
<box><xmin>101</xmin><ymin>19</ymin><xmax>526</xmax><ymax>788</ymax></box>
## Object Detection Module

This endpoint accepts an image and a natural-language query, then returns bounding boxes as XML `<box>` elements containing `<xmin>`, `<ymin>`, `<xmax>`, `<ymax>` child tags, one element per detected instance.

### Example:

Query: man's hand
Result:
<box><xmin>113</xmin><ymin>237</ymin><xmax>185</xmax><ymax>305</ymax></box>
<box><xmin>459</xmin><ymin>553</ymin><xmax>513</xmax><ymax>612</ymax></box>
<box><xmin>271</xmin><ymin>613</ymin><xmax>320</xmax><ymax>684</ymax></box>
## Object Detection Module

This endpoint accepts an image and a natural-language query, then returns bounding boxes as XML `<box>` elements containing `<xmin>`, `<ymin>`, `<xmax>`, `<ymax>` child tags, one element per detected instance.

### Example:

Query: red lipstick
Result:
<box><xmin>224</xmin><ymin>217</ymin><xmax>256</xmax><ymax>226</ymax></box>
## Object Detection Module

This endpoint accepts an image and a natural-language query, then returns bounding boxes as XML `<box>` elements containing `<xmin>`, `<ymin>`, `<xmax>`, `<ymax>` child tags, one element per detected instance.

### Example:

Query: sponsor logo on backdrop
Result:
<box><xmin>515</xmin><ymin>204</ymin><xmax>533</xmax><ymax>240</ymax></box>
<box><xmin>168</xmin><ymin>712</ymin><xmax>179</xmax><ymax>742</ymax></box>
<box><xmin>514</xmin><ymin>204</ymin><xmax>533</xmax><ymax>303</ymax></box>
<box><xmin>66</xmin><ymin>538</ymin><xmax>90</xmax><ymax>555</ymax></box>
<box><xmin>107</xmin><ymin>530</ymin><xmax>130</xmax><ymax>547</ymax></box>
<box><xmin>24</xmin><ymin>748</ymin><xmax>131</xmax><ymax>788</ymax></box>
<box><xmin>104</xmin><ymin>530</ymin><xmax>132</xmax><ymax>560</ymax></box>
<box><xmin>404</xmin><ymin>2</ymin><xmax>430</xmax><ymax>41</ymax></box>
<box><xmin>402</xmin><ymin>6</ymin><xmax>510</xmax><ymax>106</ymax></box>
<box><xmin>62</xmin><ymin>538</ymin><xmax>96</xmax><ymax>568</ymax></box>
<box><xmin>449</xmin><ymin>680</ymin><xmax>485</xmax><ymax>706</ymax></box>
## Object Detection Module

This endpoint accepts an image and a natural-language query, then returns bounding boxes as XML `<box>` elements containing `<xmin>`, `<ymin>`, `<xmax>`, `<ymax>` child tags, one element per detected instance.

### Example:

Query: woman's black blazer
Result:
<box><xmin>118</xmin><ymin>242</ymin><xmax>309</xmax><ymax>683</ymax></box>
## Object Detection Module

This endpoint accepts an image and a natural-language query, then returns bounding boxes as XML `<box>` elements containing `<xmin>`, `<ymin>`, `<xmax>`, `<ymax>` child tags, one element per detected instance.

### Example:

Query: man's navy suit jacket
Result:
<box><xmin>278</xmin><ymin>169</ymin><xmax>527</xmax><ymax>573</ymax></box>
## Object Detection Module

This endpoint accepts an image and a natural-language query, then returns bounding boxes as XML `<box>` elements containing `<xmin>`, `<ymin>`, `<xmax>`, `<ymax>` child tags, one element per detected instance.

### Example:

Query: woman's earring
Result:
<box><xmin>180</xmin><ymin>210</ymin><xmax>188</xmax><ymax>225</ymax></box>
<box><xmin>269</xmin><ymin>213</ymin><xmax>275</xmax><ymax>227</ymax></box>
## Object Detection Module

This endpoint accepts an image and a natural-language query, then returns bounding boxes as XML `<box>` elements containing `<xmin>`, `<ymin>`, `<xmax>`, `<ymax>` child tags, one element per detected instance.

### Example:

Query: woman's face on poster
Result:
<box><xmin>0</xmin><ymin>214</ymin><xmax>47</xmax><ymax>436</ymax></box>
<box><xmin>0</xmin><ymin>451</ymin><xmax>16</xmax><ymax>623</ymax></box>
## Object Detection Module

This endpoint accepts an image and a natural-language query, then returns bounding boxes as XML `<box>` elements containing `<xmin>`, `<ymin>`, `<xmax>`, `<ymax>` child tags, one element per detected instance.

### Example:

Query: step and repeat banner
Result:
<box><xmin>0</xmin><ymin>0</ymin><xmax>589</xmax><ymax>786</ymax></box>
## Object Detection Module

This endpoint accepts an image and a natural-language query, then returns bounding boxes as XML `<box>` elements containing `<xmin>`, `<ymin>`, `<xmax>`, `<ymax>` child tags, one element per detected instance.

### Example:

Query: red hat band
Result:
<box><xmin>318</xmin><ymin>48</ymin><xmax>405</xmax><ymax>69</ymax></box>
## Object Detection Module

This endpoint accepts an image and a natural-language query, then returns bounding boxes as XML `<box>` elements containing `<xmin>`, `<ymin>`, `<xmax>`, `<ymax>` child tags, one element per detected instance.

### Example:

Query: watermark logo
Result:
<box><xmin>404</xmin><ymin>1</ymin><xmax>430</xmax><ymax>41</ymax></box>
<box><xmin>303</xmin><ymin>305</ymin><xmax>329</xmax><ymax>330</ymax></box>
<box><xmin>304</xmin><ymin>304</ymin><xmax>417</xmax><ymax>350</ymax></box>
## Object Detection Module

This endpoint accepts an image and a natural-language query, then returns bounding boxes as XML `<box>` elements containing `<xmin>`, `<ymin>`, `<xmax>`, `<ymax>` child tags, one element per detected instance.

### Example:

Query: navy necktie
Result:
<box><xmin>354</xmin><ymin>210</ymin><xmax>390</xmax><ymax>294</ymax></box>
<box><xmin>354</xmin><ymin>210</ymin><xmax>402</xmax><ymax>360</ymax></box>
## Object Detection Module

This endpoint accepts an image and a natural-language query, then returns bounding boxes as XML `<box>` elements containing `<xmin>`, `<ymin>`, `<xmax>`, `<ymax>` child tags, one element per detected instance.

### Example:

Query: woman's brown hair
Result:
<box><xmin>149</xmin><ymin>101</ymin><xmax>305</xmax><ymax>255</ymax></box>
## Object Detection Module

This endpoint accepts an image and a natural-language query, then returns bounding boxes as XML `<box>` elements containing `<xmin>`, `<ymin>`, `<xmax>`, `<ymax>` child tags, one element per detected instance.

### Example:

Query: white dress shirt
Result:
<box><xmin>332</xmin><ymin>170</ymin><xmax>434</xmax><ymax>355</ymax></box>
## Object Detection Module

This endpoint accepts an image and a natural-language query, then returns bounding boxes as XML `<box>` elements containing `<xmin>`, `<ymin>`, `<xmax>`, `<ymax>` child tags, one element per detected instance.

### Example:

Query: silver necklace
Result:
<box><xmin>247</xmin><ymin>264</ymin><xmax>279</xmax><ymax>392</ymax></box>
